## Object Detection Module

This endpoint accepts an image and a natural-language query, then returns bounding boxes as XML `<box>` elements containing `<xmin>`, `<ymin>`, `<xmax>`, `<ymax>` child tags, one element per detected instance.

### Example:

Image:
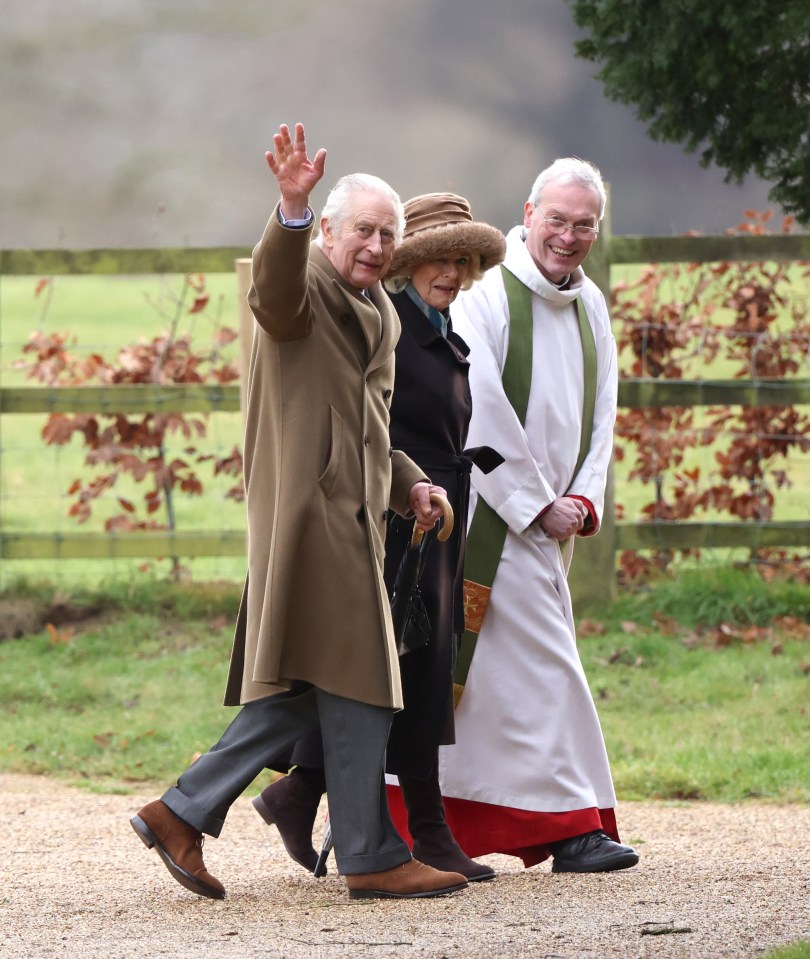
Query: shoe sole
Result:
<box><xmin>552</xmin><ymin>853</ymin><xmax>640</xmax><ymax>873</ymax></box>
<box><xmin>130</xmin><ymin>815</ymin><xmax>225</xmax><ymax>900</ymax></box>
<box><xmin>251</xmin><ymin>795</ymin><xmax>320</xmax><ymax>874</ymax></box>
<box><xmin>348</xmin><ymin>881</ymin><xmax>469</xmax><ymax>900</ymax></box>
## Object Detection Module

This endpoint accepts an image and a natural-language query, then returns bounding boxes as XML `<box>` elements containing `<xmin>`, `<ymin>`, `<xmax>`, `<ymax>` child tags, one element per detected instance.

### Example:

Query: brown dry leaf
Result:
<box><xmin>715</xmin><ymin>623</ymin><xmax>742</xmax><ymax>647</ymax></box>
<box><xmin>214</xmin><ymin>327</ymin><xmax>238</xmax><ymax>347</ymax></box>
<box><xmin>189</xmin><ymin>293</ymin><xmax>210</xmax><ymax>314</ymax></box>
<box><xmin>578</xmin><ymin>619</ymin><xmax>607</xmax><ymax>636</ymax></box>
<box><xmin>652</xmin><ymin>612</ymin><xmax>680</xmax><ymax>635</ymax></box>
<box><xmin>774</xmin><ymin>616</ymin><xmax>810</xmax><ymax>639</ymax></box>
<box><xmin>45</xmin><ymin>623</ymin><xmax>74</xmax><ymax>645</ymax></box>
<box><xmin>621</xmin><ymin>620</ymin><xmax>639</xmax><ymax>634</ymax></box>
<box><xmin>42</xmin><ymin>414</ymin><xmax>77</xmax><ymax>446</ymax></box>
<box><xmin>741</xmin><ymin>625</ymin><xmax>766</xmax><ymax>644</ymax></box>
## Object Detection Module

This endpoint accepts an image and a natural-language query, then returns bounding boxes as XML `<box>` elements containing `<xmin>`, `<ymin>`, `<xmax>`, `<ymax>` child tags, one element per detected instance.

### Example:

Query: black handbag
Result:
<box><xmin>390</xmin><ymin>492</ymin><xmax>454</xmax><ymax>656</ymax></box>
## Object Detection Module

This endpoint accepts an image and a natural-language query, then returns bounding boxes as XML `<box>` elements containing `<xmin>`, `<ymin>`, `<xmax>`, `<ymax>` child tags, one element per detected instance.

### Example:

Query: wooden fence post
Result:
<box><xmin>235</xmin><ymin>258</ymin><xmax>253</xmax><ymax>428</ymax></box>
<box><xmin>567</xmin><ymin>185</ymin><xmax>617</xmax><ymax>613</ymax></box>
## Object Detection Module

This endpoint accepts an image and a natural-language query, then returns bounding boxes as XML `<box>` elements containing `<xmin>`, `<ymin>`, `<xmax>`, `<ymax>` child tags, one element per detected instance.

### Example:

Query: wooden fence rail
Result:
<box><xmin>1</xmin><ymin>233</ymin><xmax>807</xmax><ymax>567</ymax></box>
<box><xmin>3</xmin><ymin>380</ymin><xmax>810</xmax><ymax>416</ymax></box>
<box><xmin>0</xmin><ymin>384</ymin><xmax>241</xmax><ymax>415</ymax></box>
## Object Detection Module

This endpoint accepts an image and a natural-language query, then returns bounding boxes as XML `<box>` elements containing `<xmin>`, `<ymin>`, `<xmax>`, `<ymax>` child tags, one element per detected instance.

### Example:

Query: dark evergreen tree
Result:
<box><xmin>568</xmin><ymin>0</ymin><xmax>810</xmax><ymax>223</ymax></box>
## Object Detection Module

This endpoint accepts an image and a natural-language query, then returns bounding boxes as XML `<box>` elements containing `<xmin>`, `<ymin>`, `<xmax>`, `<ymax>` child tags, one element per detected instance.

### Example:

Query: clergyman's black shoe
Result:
<box><xmin>549</xmin><ymin>830</ymin><xmax>639</xmax><ymax>873</ymax></box>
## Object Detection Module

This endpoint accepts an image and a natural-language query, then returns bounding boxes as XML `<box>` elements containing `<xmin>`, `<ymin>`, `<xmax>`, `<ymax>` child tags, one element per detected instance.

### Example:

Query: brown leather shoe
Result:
<box><xmin>130</xmin><ymin>799</ymin><xmax>225</xmax><ymax>900</ymax></box>
<box><xmin>345</xmin><ymin>858</ymin><xmax>468</xmax><ymax>900</ymax></box>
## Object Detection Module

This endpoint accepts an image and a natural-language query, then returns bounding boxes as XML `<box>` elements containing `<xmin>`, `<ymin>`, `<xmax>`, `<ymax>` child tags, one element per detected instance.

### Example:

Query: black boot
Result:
<box><xmin>399</xmin><ymin>768</ymin><xmax>496</xmax><ymax>882</ymax></box>
<box><xmin>252</xmin><ymin>765</ymin><xmax>327</xmax><ymax>873</ymax></box>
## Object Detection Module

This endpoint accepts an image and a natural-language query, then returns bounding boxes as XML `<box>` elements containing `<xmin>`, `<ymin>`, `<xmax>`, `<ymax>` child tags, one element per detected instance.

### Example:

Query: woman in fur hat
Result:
<box><xmin>253</xmin><ymin>194</ymin><xmax>506</xmax><ymax>882</ymax></box>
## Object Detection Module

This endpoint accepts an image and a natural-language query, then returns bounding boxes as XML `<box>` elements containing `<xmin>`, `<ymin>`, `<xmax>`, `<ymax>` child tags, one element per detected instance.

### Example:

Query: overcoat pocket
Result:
<box><xmin>317</xmin><ymin>405</ymin><xmax>344</xmax><ymax>497</ymax></box>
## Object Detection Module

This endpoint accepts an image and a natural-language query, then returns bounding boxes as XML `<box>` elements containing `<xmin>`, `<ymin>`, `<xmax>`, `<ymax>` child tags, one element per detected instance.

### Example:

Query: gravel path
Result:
<box><xmin>2</xmin><ymin>773</ymin><xmax>808</xmax><ymax>959</ymax></box>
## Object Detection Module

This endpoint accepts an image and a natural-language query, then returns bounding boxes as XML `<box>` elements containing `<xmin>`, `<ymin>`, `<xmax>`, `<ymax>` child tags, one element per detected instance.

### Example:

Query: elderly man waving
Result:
<box><xmin>131</xmin><ymin>123</ymin><xmax>467</xmax><ymax>901</ymax></box>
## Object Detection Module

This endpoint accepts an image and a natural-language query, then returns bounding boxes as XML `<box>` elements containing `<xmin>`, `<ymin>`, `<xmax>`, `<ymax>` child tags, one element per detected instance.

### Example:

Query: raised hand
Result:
<box><xmin>265</xmin><ymin>123</ymin><xmax>327</xmax><ymax>219</ymax></box>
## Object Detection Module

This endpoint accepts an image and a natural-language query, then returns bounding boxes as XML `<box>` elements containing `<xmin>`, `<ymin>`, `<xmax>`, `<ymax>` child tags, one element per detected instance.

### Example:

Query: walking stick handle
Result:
<box><xmin>432</xmin><ymin>492</ymin><xmax>454</xmax><ymax>542</ymax></box>
<box><xmin>411</xmin><ymin>491</ymin><xmax>454</xmax><ymax>545</ymax></box>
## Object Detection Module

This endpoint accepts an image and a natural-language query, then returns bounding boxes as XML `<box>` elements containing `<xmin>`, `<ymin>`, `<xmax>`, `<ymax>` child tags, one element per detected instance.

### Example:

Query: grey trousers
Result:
<box><xmin>161</xmin><ymin>683</ymin><xmax>410</xmax><ymax>875</ymax></box>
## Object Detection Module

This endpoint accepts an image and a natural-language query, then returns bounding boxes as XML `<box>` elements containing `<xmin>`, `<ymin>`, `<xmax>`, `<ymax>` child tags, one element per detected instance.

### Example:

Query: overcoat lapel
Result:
<box><xmin>367</xmin><ymin>283</ymin><xmax>399</xmax><ymax>372</ymax></box>
<box><xmin>309</xmin><ymin>245</ymin><xmax>398</xmax><ymax>369</ymax></box>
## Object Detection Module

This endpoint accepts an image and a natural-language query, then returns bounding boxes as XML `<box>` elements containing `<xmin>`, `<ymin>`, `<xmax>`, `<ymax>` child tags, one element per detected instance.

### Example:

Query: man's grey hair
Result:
<box><xmin>527</xmin><ymin>157</ymin><xmax>607</xmax><ymax>221</ymax></box>
<box><xmin>314</xmin><ymin>173</ymin><xmax>405</xmax><ymax>247</ymax></box>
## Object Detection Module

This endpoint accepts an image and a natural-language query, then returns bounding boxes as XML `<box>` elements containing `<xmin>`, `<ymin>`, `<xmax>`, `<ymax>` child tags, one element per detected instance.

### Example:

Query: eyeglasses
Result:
<box><xmin>535</xmin><ymin>209</ymin><xmax>599</xmax><ymax>239</ymax></box>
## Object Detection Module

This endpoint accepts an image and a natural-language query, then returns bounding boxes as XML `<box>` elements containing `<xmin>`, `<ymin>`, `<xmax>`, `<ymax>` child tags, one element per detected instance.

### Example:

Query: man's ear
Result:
<box><xmin>320</xmin><ymin>217</ymin><xmax>333</xmax><ymax>248</ymax></box>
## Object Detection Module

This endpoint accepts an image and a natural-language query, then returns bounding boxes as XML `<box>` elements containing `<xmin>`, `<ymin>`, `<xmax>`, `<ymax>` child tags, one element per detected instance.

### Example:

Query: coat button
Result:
<box><xmin>364</xmin><ymin>435</ymin><xmax>370</xmax><ymax>446</ymax></box>
<box><xmin>389</xmin><ymin>447</ymin><xmax>394</xmax><ymax>458</ymax></box>
<box><xmin>383</xmin><ymin>388</ymin><xmax>392</xmax><ymax>399</ymax></box>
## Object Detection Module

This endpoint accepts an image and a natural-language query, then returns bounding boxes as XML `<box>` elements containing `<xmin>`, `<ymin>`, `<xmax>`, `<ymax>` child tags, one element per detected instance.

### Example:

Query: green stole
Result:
<box><xmin>453</xmin><ymin>265</ymin><xmax>597</xmax><ymax>696</ymax></box>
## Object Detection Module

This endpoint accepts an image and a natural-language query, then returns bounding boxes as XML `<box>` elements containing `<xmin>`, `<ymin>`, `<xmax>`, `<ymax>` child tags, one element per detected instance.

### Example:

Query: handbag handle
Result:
<box><xmin>411</xmin><ymin>491</ymin><xmax>454</xmax><ymax>546</ymax></box>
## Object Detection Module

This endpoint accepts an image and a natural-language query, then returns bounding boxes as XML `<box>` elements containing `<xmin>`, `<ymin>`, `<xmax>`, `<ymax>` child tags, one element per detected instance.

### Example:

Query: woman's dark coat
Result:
<box><xmin>383</xmin><ymin>289</ymin><xmax>474</xmax><ymax>778</ymax></box>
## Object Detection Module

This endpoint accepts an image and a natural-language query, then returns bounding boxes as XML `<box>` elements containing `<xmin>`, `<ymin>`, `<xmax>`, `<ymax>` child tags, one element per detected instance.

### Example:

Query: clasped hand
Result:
<box><xmin>538</xmin><ymin>496</ymin><xmax>588</xmax><ymax>540</ymax></box>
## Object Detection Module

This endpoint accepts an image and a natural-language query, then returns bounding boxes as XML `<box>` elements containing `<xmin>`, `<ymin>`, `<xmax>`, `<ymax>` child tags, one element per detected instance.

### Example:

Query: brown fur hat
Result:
<box><xmin>386</xmin><ymin>193</ymin><xmax>506</xmax><ymax>282</ymax></box>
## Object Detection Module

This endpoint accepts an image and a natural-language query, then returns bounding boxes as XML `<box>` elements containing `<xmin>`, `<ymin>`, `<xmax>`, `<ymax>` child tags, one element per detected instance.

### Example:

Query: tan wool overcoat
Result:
<box><xmin>224</xmin><ymin>206</ymin><xmax>427</xmax><ymax>710</ymax></box>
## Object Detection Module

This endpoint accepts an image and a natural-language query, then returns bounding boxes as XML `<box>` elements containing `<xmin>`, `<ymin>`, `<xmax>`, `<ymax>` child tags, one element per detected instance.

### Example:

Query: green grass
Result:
<box><xmin>761</xmin><ymin>944</ymin><xmax>810</xmax><ymax>959</ymax></box>
<box><xmin>613</xmin><ymin>564</ymin><xmax>810</xmax><ymax>628</ymax></box>
<box><xmin>586</xmin><ymin>630</ymin><xmax>809</xmax><ymax>802</ymax></box>
<box><xmin>1</xmin><ymin>566</ymin><xmax>808</xmax><ymax>802</ymax></box>
<box><xmin>0</xmin><ymin>577</ymin><xmax>245</xmax><ymax>792</ymax></box>
<box><xmin>587</xmin><ymin>566</ymin><xmax>810</xmax><ymax>802</ymax></box>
